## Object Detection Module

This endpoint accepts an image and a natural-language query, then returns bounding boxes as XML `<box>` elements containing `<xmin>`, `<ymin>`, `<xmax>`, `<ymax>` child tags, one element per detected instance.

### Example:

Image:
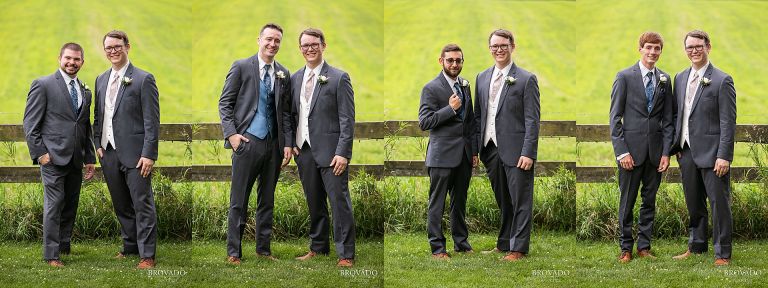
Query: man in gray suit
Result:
<box><xmin>473</xmin><ymin>29</ymin><xmax>540</xmax><ymax>261</ymax></box>
<box><xmin>92</xmin><ymin>30</ymin><xmax>160</xmax><ymax>269</ymax></box>
<box><xmin>419</xmin><ymin>43</ymin><xmax>477</xmax><ymax>259</ymax></box>
<box><xmin>609</xmin><ymin>32</ymin><xmax>675</xmax><ymax>263</ymax></box>
<box><xmin>671</xmin><ymin>30</ymin><xmax>735</xmax><ymax>266</ymax></box>
<box><xmin>219</xmin><ymin>23</ymin><xmax>292</xmax><ymax>265</ymax></box>
<box><xmin>287</xmin><ymin>28</ymin><xmax>356</xmax><ymax>267</ymax></box>
<box><xmin>23</xmin><ymin>42</ymin><xmax>96</xmax><ymax>267</ymax></box>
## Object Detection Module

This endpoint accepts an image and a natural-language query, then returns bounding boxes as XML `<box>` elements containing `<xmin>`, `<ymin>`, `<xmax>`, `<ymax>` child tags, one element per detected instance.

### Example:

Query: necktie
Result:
<box><xmin>69</xmin><ymin>80</ymin><xmax>78</xmax><ymax>115</ymax></box>
<box><xmin>108</xmin><ymin>73</ymin><xmax>120</xmax><ymax>105</ymax></box>
<box><xmin>304</xmin><ymin>71</ymin><xmax>315</xmax><ymax>102</ymax></box>
<box><xmin>645</xmin><ymin>71</ymin><xmax>654</xmax><ymax>113</ymax></box>
<box><xmin>686</xmin><ymin>72</ymin><xmax>699</xmax><ymax>107</ymax></box>
<box><xmin>490</xmin><ymin>71</ymin><xmax>503</xmax><ymax>103</ymax></box>
<box><xmin>263</xmin><ymin>64</ymin><xmax>272</xmax><ymax>94</ymax></box>
<box><xmin>453</xmin><ymin>82</ymin><xmax>465</xmax><ymax>119</ymax></box>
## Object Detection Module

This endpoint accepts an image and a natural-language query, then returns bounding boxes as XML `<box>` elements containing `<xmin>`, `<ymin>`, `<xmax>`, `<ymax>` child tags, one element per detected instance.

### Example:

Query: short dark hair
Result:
<box><xmin>684</xmin><ymin>30</ymin><xmax>710</xmax><ymax>46</ymax></box>
<box><xmin>59</xmin><ymin>42</ymin><xmax>84</xmax><ymax>59</ymax></box>
<box><xmin>103</xmin><ymin>30</ymin><xmax>129</xmax><ymax>46</ymax></box>
<box><xmin>440</xmin><ymin>43</ymin><xmax>462</xmax><ymax>58</ymax></box>
<box><xmin>299</xmin><ymin>28</ymin><xmax>325</xmax><ymax>44</ymax></box>
<box><xmin>488</xmin><ymin>29</ymin><xmax>515</xmax><ymax>46</ymax></box>
<box><xmin>639</xmin><ymin>32</ymin><xmax>664</xmax><ymax>49</ymax></box>
<box><xmin>260</xmin><ymin>23</ymin><xmax>283</xmax><ymax>35</ymax></box>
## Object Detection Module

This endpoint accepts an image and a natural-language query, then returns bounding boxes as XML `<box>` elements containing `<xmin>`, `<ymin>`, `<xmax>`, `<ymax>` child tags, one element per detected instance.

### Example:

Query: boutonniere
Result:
<box><xmin>701</xmin><ymin>77</ymin><xmax>711</xmax><ymax>86</ymax></box>
<box><xmin>318</xmin><ymin>75</ymin><xmax>329</xmax><ymax>85</ymax></box>
<box><xmin>659</xmin><ymin>74</ymin><xmax>667</xmax><ymax>83</ymax></box>
<box><xmin>121</xmin><ymin>76</ymin><xmax>132</xmax><ymax>85</ymax></box>
<box><xmin>460</xmin><ymin>79</ymin><xmax>469</xmax><ymax>87</ymax></box>
<box><xmin>505</xmin><ymin>76</ymin><xmax>516</xmax><ymax>85</ymax></box>
<box><xmin>81</xmin><ymin>83</ymin><xmax>90</xmax><ymax>91</ymax></box>
<box><xmin>275</xmin><ymin>71</ymin><xmax>286</xmax><ymax>79</ymax></box>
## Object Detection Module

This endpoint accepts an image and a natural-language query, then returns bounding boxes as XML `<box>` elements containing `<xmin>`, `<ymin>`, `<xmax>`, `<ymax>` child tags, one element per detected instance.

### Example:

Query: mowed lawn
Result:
<box><xmin>385</xmin><ymin>232</ymin><xmax>767</xmax><ymax>288</ymax></box>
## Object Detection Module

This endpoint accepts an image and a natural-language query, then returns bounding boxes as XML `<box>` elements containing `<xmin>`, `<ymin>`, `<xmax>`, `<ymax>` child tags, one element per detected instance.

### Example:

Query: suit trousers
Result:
<box><xmin>41</xmin><ymin>158</ymin><xmax>82</xmax><ymax>260</ymax></box>
<box><xmin>617</xmin><ymin>154</ymin><xmax>660</xmax><ymax>252</ymax></box>
<box><xmin>427</xmin><ymin>152</ymin><xmax>473</xmax><ymax>254</ymax></box>
<box><xmin>102</xmin><ymin>145</ymin><xmax>158</xmax><ymax>258</ymax></box>
<box><xmin>296</xmin><ymin>143</ymin><xmax>356</xmax><ymax>259</ymax></box>
<box><xmin>678</xmin><ymin>144</ymin><xmax>733</xmax><ymax>259</ymax></box>
<box><xmin>227</xmin><ymin>133</ymin><xmax>280</xmax><ymax>257</ymax></box>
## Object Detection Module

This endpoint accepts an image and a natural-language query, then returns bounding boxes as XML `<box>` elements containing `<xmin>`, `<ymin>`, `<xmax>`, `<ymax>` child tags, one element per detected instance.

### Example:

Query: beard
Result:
<box><xmin>442</xmin><ymin>66</ymin><xmax>462</xmax><ymax>78</ymax></box>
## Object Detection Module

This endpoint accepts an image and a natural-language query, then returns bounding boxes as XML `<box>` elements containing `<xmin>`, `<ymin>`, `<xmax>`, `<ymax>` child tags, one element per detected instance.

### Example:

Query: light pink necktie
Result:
<box><xmin>489</xmin><ymin>71</ymin><xmax>503</xmax><ymax>103</ymax></box>
<box><xmin>304</xmin><ymin>71</ymin><xmax>315</xmax><ymax>102</ymax></box>
<box><xmin>108</xmin><ymin>73</ymin><xmax>120</xmax><ymax>104</ymax></box>
<box><xmin>686</xmin><ymin>72</ymin><xmax>699</xmax><ymax>107</ymax></box>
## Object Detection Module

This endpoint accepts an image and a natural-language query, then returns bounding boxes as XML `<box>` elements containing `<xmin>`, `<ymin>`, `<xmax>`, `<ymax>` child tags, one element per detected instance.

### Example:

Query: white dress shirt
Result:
<box><xmin>681</xmin><ymin>62</ymin><xmax>710</xmax><ymax>148</ymax></box>
<box><xmin>296</xmin><ymin>60</ymin><xmax>324</xmax><ymax>148</ymax></box>
<box><xmin>484</xmin><ymin>62</ymin><xmax>513</xmax><ymax>147</ymax></box>
<box><xmin>257</xmin><ymin>55</ymin><xmax>275</xmax><ymax>91</ymax></box>
<box><xmin>59</xmin><ymin>69</ymin><xmax>82</xmax><ymax>109</ymax></box>
<box><xmin>102</xmin><ymin>60</ymin><xmax>130</xmax><ymax>149</ymax></box>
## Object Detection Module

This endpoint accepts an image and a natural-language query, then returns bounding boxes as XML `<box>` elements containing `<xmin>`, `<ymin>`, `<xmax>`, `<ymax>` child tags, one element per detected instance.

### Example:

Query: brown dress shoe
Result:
<box><xmin>115</xmin><ymin>252</ymin><xmax>127</xmax><ymax>259</ymax></box>
<box><xmin>256</xmin><ymin>253</ymin><xmax>278</xmax><ymax>261</ymax></box>
<box><xmin>137</xmin><ymin>258</ymin><xmax>156</xmax><ymax>269</ymax></box>
<box><xmin>503</xmin><ymin>251</ymin><xmax>526</xmax><ymax>261</ymax></box>
<box><xmin>47</xmin><ymin>259</ymin><xmax>64</xmax><ymax>267</ymax></box>
<box><xmin>431</xmin><ymin>252</ymin><xmax>450</xmax><ymax>259</ymax></box>
<box><xmin>227</xmin><ymin>256</ymin><xmax>241</xmax><ymax>265</ymax></box>
<box><xmin>618</xmin><ymin>251</ymin><xmax>632</xmax><ymax>263</ymax></box>
<box><xmin>296</xmin><ymin>251</ymin><xmax>318</xmax><ymax>261</ymax></box>
<box><xmin>637</xmin><ymin>249</ymin><xmax>656</xmax><ymax>259</ymax></box>
<box><xmin>714</xmin><ymin>258</ymin><xmax>731</xmax><ymax>266</ymax></box>
<box><xmin>481</xmin><ymin>248</ymin><xmax>502</xmax><ymax>254</ymax></box>
<box><xmin>337</xmin><ymin>258</ymin><xmax>354</xmax><ymax>267</ymax></box>
<box><xmin>672</xmin><ymin>250</ymin><xmax>692</xmax><ymax>260</ymax></box>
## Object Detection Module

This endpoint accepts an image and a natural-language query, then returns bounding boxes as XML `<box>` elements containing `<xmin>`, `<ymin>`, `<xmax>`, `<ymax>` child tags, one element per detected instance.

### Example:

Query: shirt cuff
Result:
<box><xmin>617</xmin><ymin>153</ymin><xmax>630</xmax><ymax>161</ymax></box>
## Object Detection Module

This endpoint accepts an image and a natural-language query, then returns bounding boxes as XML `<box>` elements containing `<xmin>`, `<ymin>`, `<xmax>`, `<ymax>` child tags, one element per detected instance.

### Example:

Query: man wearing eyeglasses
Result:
<box><xmin>218</xmin><ymin>23</ymin><xmax>292</xmax><ymax>265</ymax></box>
<box><xmin>671</xmin><ymin>30</ymin><xmax>735</xmax><ymax>266</ymax></box>
<box><xmin>92</xmin><ymin>30</ymin><xmax>159</xmax><ymax>269</ymax></box>
<box><xmin>418</xmin><ymin>43</ymin><xmax>477</xmax><ymax>259</ymax></box>
<box><xmin>288</xmin><ymin>28</ymin><xmax>356</xmax><ymax>267</ymax></box>
<box><xmin>609</xmin><ymin>32</ymin><xmax>675</xmax><ymax>264</ymax></box>
<box><xmin>473</xmin><ymin>29</ymin><xmax>540</xmax><ymax>261</ymax></box>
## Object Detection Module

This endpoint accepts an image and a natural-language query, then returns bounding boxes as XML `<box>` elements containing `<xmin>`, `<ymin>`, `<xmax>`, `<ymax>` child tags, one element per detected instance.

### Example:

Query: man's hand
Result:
<box><xmin>472</xmin><ymin>155</ymin><xmax>479</xmax><ymax>168</ymax></box>
<box><xmin>136</xmin><ymin>157</ymin><xmax>155</xmax><ymax>178</ymax></box>
<box><xmin>84</xmin><ymin>164</ymin><xmax>96</xmax><ymax>180</ymax></box>
<box><xmin>97</xmin><ymin>148</ymin><xmax>104</xmax><ymax>158</ymax></box>
<box><xmin>714</xmin><ymin>158</ymin><xmax>730</xmax><ymax>177</ymax></box>
<box><xmin>449</xmin><ymin>94</ymin><xmax>462</xmax><ymax>111</ymax></box>
<box><xmin>38</xmin><ymin>153</ymin><xmax>51</xmax><ymax>165</ymax></box>
<box><xmin>228</xmin><ymin>134</ymin><xmax>249</xmax><ymax>151</ymax></box>
<box><xmin>517</xmin><ymin>156</ymin><xmax>534</xmax><ymax>171</ymax></box>
<box><xmin>619</xmin><ymin>154</ymin><xmax>635</xmax><ymax>171</ymax></box>
<box><xmin>657</xmin><ymin>156</ymin><xmax>670</xmax><ymax>172</ymax></box>
<box><xmin>330</xmin><ymin>155</ymin><xmax>349</xmax><ymax>176</ymax></box>
<box><xmin>282</xmin><ymin>147</ymin><xmax>293</xmax><ymax>169</ymax></box>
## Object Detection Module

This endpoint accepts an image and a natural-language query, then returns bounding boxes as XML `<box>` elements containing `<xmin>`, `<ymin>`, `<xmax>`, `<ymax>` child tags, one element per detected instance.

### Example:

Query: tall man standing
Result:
<box><xmin>473</xmin><ymin>29</ymin><xmax>540</xmax><ymax>261</ymax></box>
<box><xmin>23</xmin><ymin>43</ymin><xmax>96</xmax><ymax>267</ymax></box>
<box><xmin>219</xmin><ymin>23</ymin><xmax>292</xmax><ymax>265</ymax></box>
<box><xmin>671</xmin><ymin>30</ymin><xmax>735</xmax><ymax>266</ymax></box>
<box><xmin>609</xmin><ymin>32</ymin><xmax>675</xmax><ymax>263</ymax></box>
<box><xmin>288</xmin><ymin>28</ymin><xmax>356</xmax><ymax>267</ymax></box>
<box><xmin>93</xmin><ymin>30</ymin><xmax>160</xmax><ymax>269</ymax></box>
<box><xmin>419</xmin><ymin>44</ymin><xmax>477</xmax><ymax>259</ymax></box>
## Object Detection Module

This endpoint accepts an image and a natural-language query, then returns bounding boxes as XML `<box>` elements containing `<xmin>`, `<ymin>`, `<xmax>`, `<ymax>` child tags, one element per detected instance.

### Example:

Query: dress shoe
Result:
<box><xmin>503</xmin><ymin>251</ymin><xmax>525</xmax><ymax>261</ymax></box>
<box><xmin>481</xmin><ymin>248</ymin><xmax>503</xmax><ymax>254</ymax></box>
<box><xmin>256</xmin><ymin>253</ymin><xmax>278</xmax><ymax>261</ymax></box>
<box><xmin>431</xmin><ymin>252</ymin><xmax>450</xmax><ymax>259</ymax></box>
<box><xmin>637</xmin><ymin>249</ymin><xmax>656</xmax><ymax>259</ymax></box>
<box><xmin>46</xmin><ymin>259</ymin><xmax>64</xmax><ymax>267</ymax></box>
<box><xmin>714</xmin><ymin>258</ymin><xmax>731</xmax><ymax>266</ymax></box>
<box><xmin>115</xmin><ymin>252</ymin><xmax>127</xmax><ymax>259</ymax></box>
<box><xmin>296</xmin><ymin>251</ymin><xmax>318</xmax><ymax>261</ymax></box>
<box><xmin>618</xmin><ymin>251</ymin><xmax>632</xmax><ymax>263</ymax></box>
<box><xmin>672</xmin><ymin>250</ymin><xmax>693</xmax><ymax>260</ymax></box>
<box><xmin>337</xmin><ymin>258</ymin><xmax>354</xmax><ymax>267</ymax></box>
<box><xmin>456</xmin><ymin>249</ymin><xmax>474</xmax><ymax>254</ymax></box>
<box><xmin>137</xmin><ymin>258</ymin><xmax>155</xmax><ymax>269</ymax></box>
<box><xmin>227</xmin><ymin>256</ymin><xmax>241</xmax><ymax>265</ymax></box>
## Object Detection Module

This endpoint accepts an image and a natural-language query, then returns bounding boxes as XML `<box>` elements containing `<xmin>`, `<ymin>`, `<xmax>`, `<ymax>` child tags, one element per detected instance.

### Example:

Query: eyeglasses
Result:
<box><xmin>443</xmin><ymin>58</ymin><xmax>464</xmax><ymax>65</ymax></box>
<box><xmin>489</xmin><ymin>44</ymin><xmax>511</xmax><ymax>52</ymax></box>
<box><xmin>300</xmin><ymin>43</ymin><xmax>321</xmax><ymax>51</ymax></box>
<box><xmin>104</xmin><ymin>45</ymin><xmax>124</xmax><ymax>53</ymax></box>
<box><xmin>685</xmin><ymin>45</ymin><xmax>705</xmax><ymax>52</ymax></box>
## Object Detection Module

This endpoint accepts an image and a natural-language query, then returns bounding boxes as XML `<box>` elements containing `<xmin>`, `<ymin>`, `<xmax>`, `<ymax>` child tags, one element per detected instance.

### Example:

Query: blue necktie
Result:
<box><xmin>264</xmin><ymin>65</ymin><xmax>272</xmax><ymax>95</ymax></box>
<box><xmin>453</xmin><ymin>82</ymin><xmax>465</xmax><ymax>119</ymax></box>
<box><xmin>645</xmin><ymin>71</ymin><xmax>654</xmax><ymax>113</ymax></box>
<box><xmin>69</xmin><ymin>80</ymin><xmax>78</xmax><ymax>116</ymax></box>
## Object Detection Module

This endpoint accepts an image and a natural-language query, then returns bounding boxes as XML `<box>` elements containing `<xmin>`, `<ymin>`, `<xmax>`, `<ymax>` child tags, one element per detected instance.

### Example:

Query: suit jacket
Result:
<box><xmin>473</xmin><ymin>63</ymin><xmax>540</xmax><ymax>166</ymax></box>
<box><xmin>288</xmin><ymin>62</ymin><xmax>354</xmax><ymax>167</ymax></box>
<box><xmin>219</xmin><ymin>54</ymin><xmax>292</xmax><ymax>149</ymax></box>
<box><xmin>671</xmin><ymin>63</ymin><xmax>736</xmax><ymax>168</ymax></box>
<box><xmin>609</xmin><ymin>64</ymin><xmax>675</xmax><ymax>167</ymax></box>
<box><xmin>418</xmin><ymin>72</ymin><xmax>476</xmax><ymax>168</ymax></box>
<box><xmin>23</xmin><ymin>71</ymin><xmax>96</xmax><ymax>166</ymax></box>
<box><xmin>93</xmin><ymin>63</ymin><xmax>160</xmax><ymax>167</ymax></box>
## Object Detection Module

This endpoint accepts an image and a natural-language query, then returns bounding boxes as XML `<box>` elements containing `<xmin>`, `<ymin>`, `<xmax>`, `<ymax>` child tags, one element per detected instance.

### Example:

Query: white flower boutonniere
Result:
<box><xmin>659</xmin><ymin>74</ymin><xmax>667</xmax><ymax>83</ymax></box>
<box><xmin>318</xmin><ymin>75</ymin><xmax>329</xmax><ymax>85</ymax></box>
<box><xmin>461</xmin><ymin>79</ymin><xmax>469</xmax><ymax>87</ymax></box>
<box><xmin>701</xmin><ymin>77</ymin><xmax>711</xmax><ymax>86</ymax></box>
<box><xmin>505</xmin><ymin>76</ymin><xmax>516</xmax><ymax>85</ymax></box>
<box><xmin>121</xmin><ymin>76</ymin><xmax>132</xmax><ymax>85</ymax></box>
<box><xmin>82</xmin><ymin>83</ymin><xmax>90</xmax><ymax>91</ymax></box>
<box><xmin>276</xmin><ymin>71</ymin><xmax>286</xmax><ymax>79</ymax></box>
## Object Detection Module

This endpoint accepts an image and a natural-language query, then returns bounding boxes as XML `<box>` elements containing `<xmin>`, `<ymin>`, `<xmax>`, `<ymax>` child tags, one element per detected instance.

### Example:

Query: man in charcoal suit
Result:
<box><xmin>23</xmin><ymin>42</ymin><xmax>96</xmax><ymax>267</ymax></box>
<box><xmin>609</xmin><ymin>32</ymin><xmax>675</xmax><ymax>263</ymax></box>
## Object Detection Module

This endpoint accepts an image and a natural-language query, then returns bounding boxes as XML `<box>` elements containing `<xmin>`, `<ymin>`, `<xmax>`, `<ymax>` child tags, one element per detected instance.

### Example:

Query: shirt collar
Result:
<box><xmin>692</xmin><ymin>61</ymin><xmax>710</xmax><ymax>77</ymax></box>
<box><xmin>442</xmin><ymin>71</ymin><xmax>460</xmax><ymax>88</ymax></box>
<box><xmin>257</xmin><ymin>55</ymin><xmax>274</xmax><ymax>72</ymax></box>
<box><xmin>304</xmin><ymin>60</ymin><xmax>325</xmax><ymax>78</ymax></box>
<box><xmin>493</xmin><ymin>61</ymin><xmax>513</xmax><ymax>77</ymax></box>
<box><xmin>111</xmin><ymin>59</ymin><xmax>131</xmax><ymax>78</ymax></box>
<box><xmin>638</xmin><ymin>61</ymin><xmax>656</xmax><ymax>78</ymax></box>
<box><xmin>59</xmin><ymin>69</ymin><xmax>78</xmax><ymax>85</ymax></box>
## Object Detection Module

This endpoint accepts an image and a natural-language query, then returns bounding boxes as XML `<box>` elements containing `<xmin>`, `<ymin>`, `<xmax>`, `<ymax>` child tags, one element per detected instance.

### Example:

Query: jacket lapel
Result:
<box><xmin>252</xmin><ymin>56</ymin><xmax>262</xmax><ymax>112</ymax></box>
<box><xmin>97</xmin><ymin>70</ymin><xmax>109</xmax><ymax>123</ymax></box>
<box><xmin>76</xmin><ymin>79</ymin><xmax>89</xmax><ymax>120</ymax></box>
<box><xmin>54</xmin><ymin>71</ymin><xmax>77</xmax><ymax>120</ymax></box>
<box><xmin>496</xmin><ymin>63</ymin><xmax>517</xmax><ymax>112</ymax></box>
<box><xmin>677</xmin><ymin>68</ymin><xmax>691</xmax><ymax>116</ymax></box>
<box><xmin>113</xmin><ymin>63</ymin><xmax>134</xmax><ymax>112</ymax></box>
<box><xmin>293</xmin><ymin>66</ymin><xmax>306</xmax><ymax>111</ymax></box>
<box><xmin>690</xmin><ymin>64</ymin><xmax>714</xmax><ymax>114</ymax></box>
<box><xmin>309</xmin><ymin>62</ymin><xmax>329</xmax><ymax>113</ymax></box>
